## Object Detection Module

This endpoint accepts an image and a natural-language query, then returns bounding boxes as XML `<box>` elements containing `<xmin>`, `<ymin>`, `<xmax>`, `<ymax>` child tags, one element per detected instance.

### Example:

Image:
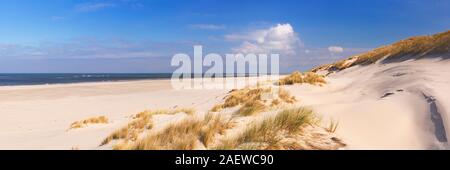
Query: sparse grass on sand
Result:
<box><xmin>114</xmin><ymin>113</ymin><xmax>230</xmax><ymax>150</ymax></box>
<box><xmin>311</xmin><ymin>30</ymin><xmax>450</xmax><ymax>73</ymax></box>
<box><xmin>210</xmin><ymin>87</ymin><xmax>267</xmax><ymax>113</ymax></box>
<box><xmin>278</xmin><ymin>71</ymin><xmax>326</xmax><ymax>86</ymax></box>
<box><xmin>224</xmin><ymin>88</ymin><xmax>269</xmax><ymax>108</ymax></box>
<box><xmin>214</xmin><ymin>107</ymin><xmax>316</xmax><ymax>150</ymax></box>
<box><xmin>326</xmin><ymin>119</ymin><xmax>339</xmax><ymax>133</ymax></box>
<box><xmin>278</xmin><ymin>88</ymin><xmax>297</xmax><ymax>104</ymax></box>
<box><xmin>210</xmin><ymin>87</ymin><xmax>297</xmax><ymax>116</ymax></box>
<box><xmin>303</xmin><ymin>72</ymin><xmax>327</xmax><ymax>85</ymax></box>
<box><xmin>278</xmin><ymin>71</ymin><xmax>303</xmax><ymax>85</ymax></box>
<box><xmin>100</xmin><ymin>108</ymin><xmax>196</xmax><ymax>147</ymax></box>
<box><xmin>69</xmin><ymin>116</ymin><xmax>109</xmax><ymax>129</ymax></box>
<box><xmin>100</xmin><ymin>110</ymin><xmax>153</xmax><ymax>146</ymax></box>
<box><xmin>237</xmin><ymin>100</ymin><xmax>266</xmax><ymax>116</ymax></box>
<box><xmin>99</xmin><ymin>83</ymin><xmax>346</xmax><ymax>150</ymax></box>
<box><xmin>102</xmin><ymin>102</ymin><xmax>345</xmax><ymax>150</ymax></box>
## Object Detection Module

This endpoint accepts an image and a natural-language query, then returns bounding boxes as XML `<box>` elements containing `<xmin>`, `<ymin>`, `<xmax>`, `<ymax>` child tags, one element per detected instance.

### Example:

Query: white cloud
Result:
<box><xmin>190</xmin><ymin>24</ymin><xmax>226</xmax><ymax>30</ymax></box>
<box><xmin>224</xmin><ymin>30</ymin><xmax>266</xmax><ymax>42</ymax></box>
<box><xmin>328</xmin><ymin>46</ymin><xmax>344</xmax><ymax>53</ymax></box>
<box><xmin>75</xmin><ymin>2</ymin><xmax>116</xmax><ymax>12</ymax></box>
<box><xmin>227</xmin><ymin>23</ymin><xmax>302</xmax><ymax>55</ymax></box>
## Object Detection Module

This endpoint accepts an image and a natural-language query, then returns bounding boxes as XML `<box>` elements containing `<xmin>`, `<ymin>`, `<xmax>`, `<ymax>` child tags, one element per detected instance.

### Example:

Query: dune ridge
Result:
<box><xmin>311</xmin><ymin>30</ymin><xmax>450</xmax><ymax>74</ymax></box>
<box><xmin>285</xmin><ymin>30</ymin><xmax>450</xmax><ymax>149</ymax></box>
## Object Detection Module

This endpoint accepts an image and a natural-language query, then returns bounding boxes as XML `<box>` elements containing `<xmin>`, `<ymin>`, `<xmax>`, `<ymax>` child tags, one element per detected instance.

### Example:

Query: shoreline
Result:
<box><xmin>0</xmin><ymin>78</ymin><xmax>171</xmax><ymax>90</ymax></box>
<box><xmin>0</xmin><ymin>73</ymin><xmax>291</xmax><ymax>88</ymax></box>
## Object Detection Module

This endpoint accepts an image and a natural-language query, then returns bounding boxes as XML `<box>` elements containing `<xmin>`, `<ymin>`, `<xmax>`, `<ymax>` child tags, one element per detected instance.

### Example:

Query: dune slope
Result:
<box><xmin>289</xmin><ymin>59</ymin><xmax>450</xmax><ymax>149</ymax></box>
<box><xmin>290</xmin><ymin>30</ymin><xmax>450</xmax><ymax>149</ymax></box>
<box><xmin>312</xmin><ymin>30</ymin><xmax>450</xmax><ymax>73</ymax></box>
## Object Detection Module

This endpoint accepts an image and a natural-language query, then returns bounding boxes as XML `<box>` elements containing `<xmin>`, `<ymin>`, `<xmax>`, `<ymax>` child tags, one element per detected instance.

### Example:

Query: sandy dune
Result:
<box><xmin>288</xmin><ymin>58</ymin><xmax>450</xmax><ymax>149</ymax></box>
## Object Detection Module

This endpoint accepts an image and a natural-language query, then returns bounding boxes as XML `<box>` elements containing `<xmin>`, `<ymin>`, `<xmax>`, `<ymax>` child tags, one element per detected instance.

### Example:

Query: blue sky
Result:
<box><xmin>0</xmin><ymin>0</ymin><xmax>449</xmax><ymax>73</ymax></box>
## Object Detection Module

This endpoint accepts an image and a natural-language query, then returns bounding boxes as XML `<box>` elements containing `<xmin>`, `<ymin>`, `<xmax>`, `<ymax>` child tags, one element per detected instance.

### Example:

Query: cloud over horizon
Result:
<box><xmin>328</xmin><ymin>46</ymin><xmax>344</xmax><ymax>53</ymax></box>
<box><xmin>226</xmin><ymin>23</ymin><xmax>303</xmax><ymax>55</ymax></box>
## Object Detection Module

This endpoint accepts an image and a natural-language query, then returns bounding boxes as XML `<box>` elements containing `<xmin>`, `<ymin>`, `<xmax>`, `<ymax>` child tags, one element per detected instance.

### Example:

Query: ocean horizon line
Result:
<box><xmin>0</xmin><ymin>73</ymin><xmax>289</xmax><ymax>87</ymax></box>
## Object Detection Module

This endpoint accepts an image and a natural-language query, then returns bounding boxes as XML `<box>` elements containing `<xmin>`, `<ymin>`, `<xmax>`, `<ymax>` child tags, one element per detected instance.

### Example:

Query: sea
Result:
<box><xmin>0</xmin><ymin>73</ymin><xmax>263</xmax><ymax>86</ymax></box>
<box><xmin>0</xmin><ymin>73</ymin><xmax>173</xmax><ymax>86</ymax></box>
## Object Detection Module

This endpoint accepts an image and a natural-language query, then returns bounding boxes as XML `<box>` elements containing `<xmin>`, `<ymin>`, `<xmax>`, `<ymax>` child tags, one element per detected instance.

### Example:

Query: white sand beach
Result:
<box><xmin>0</xmin><ymin>79</ymin><xmax>231</xmax><ymax>149</ymax></box>
<box><xmin>1</xmin><ymin>57</ymin><xmax>449</xmax><ymax>150</ymax></box>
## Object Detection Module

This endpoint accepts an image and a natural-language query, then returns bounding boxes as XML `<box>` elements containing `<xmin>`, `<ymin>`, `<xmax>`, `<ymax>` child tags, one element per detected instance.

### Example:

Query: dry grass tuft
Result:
<box><xmin>117</xmin><ymin>113</ymin><xmax>230</xmax><ymax>150</ymax></box>
<box><xmin>211</xmin><ymin>87</ymin><xmax>268</xmax><ymax>112</ymax></box>
<box><xmin>131</xmin><ymin>118</ymin><xmax>202</xmax><ymax>150</ymax></box>
<box><xmin>224</xmin><ymin>88</ymin><xmax>266</xmax><ymax>108</ymax></box>
<box><xmin>270</xmin><ymin>99</ymin><xmax>280</xmax><ymax>107</ymax></box>
<box><xmin>199</xmin><ymin>113</ymin><xmax>229</xmax><ymax>147</ymax></box>
<box><xmin>215</xmin><ymin>107</ymin><xmax>316</xmax><ymax>150</ymax></box>
<box><xmin>278</xmin><ymin>88</ymin><xmax>297</xmax><ymax>104</ymax></box>
<box><xmin>179</xmin><ymin>108</ymin><xmax>196</xmax><ymax>115</ymax></box>
<box><xmin>211</xmin><ymin>87</ymin><xmax>297</xmax><ymax>115</ymax></box>
<box><xmin>278</xmin><ymin>71</ymin><xmax>303</xmax><ymax>85</ymax></box>
<box><xmin>211</xmin><ymin>104</ymin><xmax>224</xmax><ymax>112</ymax></box>
<box><xmin>302</xmin><ymin>72</ymin><xmax>326</xmax><ymax>85</ymax></box>
<box><xmin>237</xmin><ymin>100</ymin><xmax>266</xmax><ymax>116</ymax></box>
<box><xmin>69</xmin><ymin>116</ymin><xmax>108</xmax><ymax>129</ymax></box>
<box><xmin>101</xmin><ymin>110</ymin><xmax>153</xmax><ymax>146</ymax></box>
<box><xmin>274</xmin><ymin>108</ymin><xmax>316</xmax><ymax>132</ymax></box>
<box><xmin>278</xmin><ymin>71</ymin><xmax>326</xmax><ymax>86</ymax></box>
<box><xmin>326</xmin><ymin>119</ymin><xmax>339</xmax><ymax>133</ymax></box>
<box><xmin>100</xmin><ymin>108</ymin><xmax>195</xmax><ymax>147</ymax></box>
